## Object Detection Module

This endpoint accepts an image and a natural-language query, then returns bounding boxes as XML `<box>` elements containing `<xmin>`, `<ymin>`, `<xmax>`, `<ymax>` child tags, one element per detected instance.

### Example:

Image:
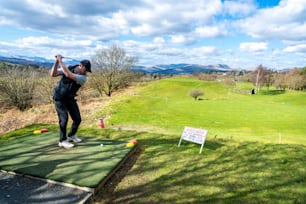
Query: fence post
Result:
<box><xmin>278</xmin><ymin>133</ymin><xmax>282</xmax><ymax>144</ymax></box>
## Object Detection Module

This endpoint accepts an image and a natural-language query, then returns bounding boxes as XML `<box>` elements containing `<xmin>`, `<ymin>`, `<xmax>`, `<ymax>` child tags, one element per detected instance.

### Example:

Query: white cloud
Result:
<box><xmin>176</xmin><ymin>0</ymin><xmax>222</xmax><ymax>21</ymax></box>
<box><xmin>272</xmin><ymin>48</ymin><xmax>281</xmax><ymax>55</ymax></box>
<box><xmin>239</xmin><ymin>42</ymin><xmax>268</xmax><ymax>52</ymax></box>
<box><xmin>131</xmin><ymin>24</ymin><xmax>156</xmax><ymax>36</ymax></box>
<box><xmin>0</xmin><ymin>0</ymin><xmax>247</xmax><ymax>40</ymax></box>
<box><xmin>223</xmin><ymin>0</ymin><xmax>256</xmax><ymax>17</ymax></box>
<box><xmin>14</xmin><ymin>36</ymin><xmax>93</xmax><ymax>48</ymax></box>
<box><xmin>170</xmin><ymin>35</ymin><xmax>195</xmax><ymax>45</ymax></box>
<box><xmin>0</xmin><ymin>36</ymin><xmax>96</xmax><ymax>60</ymax></box>
<box><xmin>282</xmin><ymin>39</ymin><xmax>306</xmax><ymax>46</ymax></box>
<box><xmin>195</xmin><ymin>25</ymin><xmax>227</xmax><ymax>38</ymax></box>
<box><xmin>109</xmin><ymin>0</ymin><xmax>224</xmax><ymax>37</ymax></box>
<box><xmin>191</xmin><ymin>46</ymin><xmax>218</xmax><ymax>55</ymax></box>
<box><xmin>0</xmin><ymin>0</ymin><xmax>305</xmax><ymax>69</ymax></box>
<box><xmin>26</xmin><ymin>0</ymin><xmax>66</xmax><ymax>17</ymax></box>
<box><xmin>283</xmin><ymin>44</ymin><xmax>306</xmax><ymax>52</ymax></box>
<box><xmin>153</xmin><ymin>37</ymin><xmax>165</xmax><ymax>44</ymax></box>
<box><xmin>237</xmin><ymin>0</ymin><xmax>306</xmax><ymax>41</ymax></box>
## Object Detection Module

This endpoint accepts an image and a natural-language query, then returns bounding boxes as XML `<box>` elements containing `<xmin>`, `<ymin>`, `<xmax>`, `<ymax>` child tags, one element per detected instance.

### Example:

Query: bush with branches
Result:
<box><xmin>0</xmin><ymin>66</ymin><xmax>38</xmax><ymax>111</ymax></box>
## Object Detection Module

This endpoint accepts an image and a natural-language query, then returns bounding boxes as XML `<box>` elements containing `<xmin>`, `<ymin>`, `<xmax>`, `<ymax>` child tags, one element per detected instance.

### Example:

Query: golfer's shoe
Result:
<box><xmin>58</xmin><ymin>140</ymin><xmax>74</xmax><ymax>149</ymax></box>
<box><xmin>67</xmin><ymin>136</ymin><xmax>82</xmax><ymax>143</ymax></box>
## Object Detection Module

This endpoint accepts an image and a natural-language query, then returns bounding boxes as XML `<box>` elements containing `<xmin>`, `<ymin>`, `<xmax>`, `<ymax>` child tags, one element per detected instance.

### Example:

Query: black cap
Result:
<box><xmin>80</xmin><ymin>60</ymin><xmax>91</xmax><ymax>72</ymax></box>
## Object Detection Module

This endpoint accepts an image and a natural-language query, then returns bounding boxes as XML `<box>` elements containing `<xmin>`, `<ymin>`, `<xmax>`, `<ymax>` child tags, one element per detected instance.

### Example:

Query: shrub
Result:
<box><xmin>34</xmin><ymin>76</ymin><xmax>57</xmax><ymax>104</ymax></box>
<box><xmin>189</xmin><ymin>89</ymin><xmax>204</xmax><ymax>100</ymax></box>
<box><xmin>0</xmin><ymin>66</ymin><xmax>38</xmax><ymax>111</ymax></box>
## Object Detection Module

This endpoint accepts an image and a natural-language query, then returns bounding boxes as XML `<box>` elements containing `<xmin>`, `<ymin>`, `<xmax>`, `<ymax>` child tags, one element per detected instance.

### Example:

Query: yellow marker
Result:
<box><xmin>126</xmin><ymin>142</ymin><xmax>134</xmax><ymax>147</ymax></box>
<box><xmin>33</xmin><ymin>130</ymin><xmax>41</xmax><ymax>134</ymax></box>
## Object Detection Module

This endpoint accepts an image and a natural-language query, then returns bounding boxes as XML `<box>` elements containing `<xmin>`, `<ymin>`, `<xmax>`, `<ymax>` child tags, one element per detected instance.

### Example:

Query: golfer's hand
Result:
<box><xmin>56</xmin><ymin>55</ymin><xmax>63</xmax><ymax>62</ymax></box>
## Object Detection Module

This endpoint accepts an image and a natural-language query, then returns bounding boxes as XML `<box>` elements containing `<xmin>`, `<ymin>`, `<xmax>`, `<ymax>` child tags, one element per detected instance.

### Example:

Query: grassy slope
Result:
<box><xmin>1</xmin><ymin>77</ymin><xmax>306</xmax><ymax>203</ymax></box>
<box><xmin>92</xmin><ymin>77</ymin><xmax>306</xmax><ymax>203</ymax></box>
<box><xmin>104</xmin><ymin>77</ymin><xmax>306</xmax><ymax>144</ymax></box>
<box><xmin>108</xmin><ymin>132</ymin><xmax>306</xmax><ymax>204</ymax></box>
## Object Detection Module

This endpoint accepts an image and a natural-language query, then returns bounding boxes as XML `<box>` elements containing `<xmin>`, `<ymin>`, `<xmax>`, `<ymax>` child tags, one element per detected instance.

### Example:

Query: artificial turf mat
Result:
<box><xmin>0</xmin><ymin>130</ymin><xmax>135</xmax><ymax>188</ymax></box>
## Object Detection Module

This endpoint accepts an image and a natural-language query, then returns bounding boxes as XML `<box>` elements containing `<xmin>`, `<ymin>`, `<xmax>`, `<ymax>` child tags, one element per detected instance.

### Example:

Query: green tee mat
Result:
<box><xmin>0</xmin><ymin>131</ymin><xmax>135</xmax><ymax>188</ymax></box>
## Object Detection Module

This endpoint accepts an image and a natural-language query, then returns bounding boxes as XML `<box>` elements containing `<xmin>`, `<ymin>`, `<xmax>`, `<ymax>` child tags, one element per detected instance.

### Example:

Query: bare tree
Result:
<box><xmin>91</xmin><ymin>44</ymin><xmax>137</xmax><ymax>97</ymax></box>
<box><xmin>252</xmin><ymin>65</ymin><xmax>267</xmax><ymax>92</ymax></box>
<box><xmin>273</xmin><ymin>72</ymin><xmax>286</xmax><ymax>90</ymax></box>
<box><xmin>285</xmin><ymin>68</ymin><xmax>306</xmax><ymax>90</ymax></box>
<box><xmin>265</xmin><ymin>69</ymin><xmax>274</xmax><ymax>90</ymax></box>
<box><xmin>0</xmin><ymin>65</ymin><xmax>37</xmax><ymax>110</ymax></box>
<box><xmin>35</xmin><ymin>76</ymin><xmax>58</xmax><ymax>104</ymax></box>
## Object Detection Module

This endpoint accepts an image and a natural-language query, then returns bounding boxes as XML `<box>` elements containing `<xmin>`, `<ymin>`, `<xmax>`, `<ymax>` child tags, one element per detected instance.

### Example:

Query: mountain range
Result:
<box><xmin>132</xmin><ymin>63</ymin><xmax>232</xmax><ymax>74</ymax></box>
<box><xmin>0</xmin><ymin>55</ymin><xmax>77</xmax><ymax>68</ymax></box>
<box><xmin>0</xmin><ymin>55</ymin><xmax>233</xmax><ymax>74</ymax></box>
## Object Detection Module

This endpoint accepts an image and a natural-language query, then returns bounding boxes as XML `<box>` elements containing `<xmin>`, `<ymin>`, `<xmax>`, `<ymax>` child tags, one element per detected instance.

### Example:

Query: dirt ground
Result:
<box><xmin>0</xmin><ymin>85</ymin><xmax>137</xmax><ymax>135</ymax></box>
<box><xmin>0</xmin><ymin>97</ymin><xmax>110</xmax><ymax>135</ymax></box>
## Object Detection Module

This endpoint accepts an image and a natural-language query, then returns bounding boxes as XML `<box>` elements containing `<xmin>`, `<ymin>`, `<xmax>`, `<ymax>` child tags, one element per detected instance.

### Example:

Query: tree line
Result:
<box><xmin>0</xmin><ymin>45</ymin><xmax>305</xmax><ymax>111</ymax></box>
<box><xmin>0</xmin><ymin>45</ymin><xmax>144</xmax><ymax>110</ymax></box>
<box><xmin>250</xmin><ymin>65</ymin><xmax>306</xmax><ymax>91</ymax></box>
<box><xmin>193</xmin><ymin>64</ymin><xmax>306</xmax><ymax>92</ymax></box>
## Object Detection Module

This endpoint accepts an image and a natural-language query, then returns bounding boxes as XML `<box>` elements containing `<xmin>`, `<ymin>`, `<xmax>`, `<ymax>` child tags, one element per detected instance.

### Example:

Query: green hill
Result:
<box><xmin>102</xmin><ymin>76</ymin><xmax>306</xmax><ymax>144</ymax></box>
<box><xmin>91</xmin><ymin>77</ymin><xmax>305</xmax><ymax>203</ymax></box>
<box><xmin>2</xmin><ymin>76</ymin><xmax>305</xmax><ymax>203</ymax></box>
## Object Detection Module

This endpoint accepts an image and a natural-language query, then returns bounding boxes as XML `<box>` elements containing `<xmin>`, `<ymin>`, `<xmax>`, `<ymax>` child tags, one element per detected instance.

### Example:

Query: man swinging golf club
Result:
<box><xmin>51</xmin><ymin>54</ymin><xmax>91</xmax><ymax>149</ymax></box>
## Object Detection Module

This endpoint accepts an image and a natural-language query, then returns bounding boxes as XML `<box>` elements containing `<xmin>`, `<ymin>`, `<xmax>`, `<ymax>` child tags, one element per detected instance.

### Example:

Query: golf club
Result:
<box><xmin>55</xmin><ymin>55</ymin><xmax>74</xmax><ymax>60</ymax></box>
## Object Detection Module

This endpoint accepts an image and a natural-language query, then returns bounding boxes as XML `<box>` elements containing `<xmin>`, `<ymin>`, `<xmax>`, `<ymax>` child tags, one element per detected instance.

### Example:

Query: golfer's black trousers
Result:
<box><xmin>54</xmin><ymin>99</ymin><xmax>81</xmax><ymax>142</ymax></box>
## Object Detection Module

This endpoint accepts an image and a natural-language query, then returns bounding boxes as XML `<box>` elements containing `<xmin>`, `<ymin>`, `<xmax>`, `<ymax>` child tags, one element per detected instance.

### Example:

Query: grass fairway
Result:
<box><xmin>0</xmin><ymin>124</ymin><xmax>135</xmax><ymax>188</ymax></box>
<box><xmin>104</xmin><ymin>77</ymin><xmax>306</xmax><ymax>144</ymax></box>
<box><xmin>108</xmin><ymin>132</ymin><xmax>306</xmax><ymax>203</ymax></box>
<box><xmin>1</xmin><ymin>77</ymin><xmax>306</xmax><ymax>203</ymax></box>
<box><xmin>92</xmin><ymin>77</ymin><xmax>306</xmax><ymax>203</ymax></box>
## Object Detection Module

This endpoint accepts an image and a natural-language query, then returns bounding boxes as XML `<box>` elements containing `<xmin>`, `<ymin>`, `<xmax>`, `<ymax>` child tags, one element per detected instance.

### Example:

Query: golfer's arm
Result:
<box><xmin>50</xmin><ymin>61</ymin><xmax>60</xmax><ymax>77</ymax></box>
<box><xmin>58</xmin><ymin>61</ymin><xmax>77</xmax><ymax>81</ymax></box>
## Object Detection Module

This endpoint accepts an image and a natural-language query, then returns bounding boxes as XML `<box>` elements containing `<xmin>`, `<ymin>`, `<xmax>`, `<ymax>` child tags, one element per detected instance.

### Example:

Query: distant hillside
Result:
<box><xmin>0</xmin><ymin>55</ymin><xmax>235</xmax><ymax>74</ymax></box>
<box><xmin>132</xmin><ymin>63</ymin><xmax>232</xmax><ymax>74</ymax></box>
<box><xmin>0</xmin><ymin>56</ymin><xmax>54</xmax><ymax>67</ymax></box>
<box><xmin>0</xmin><ymin>56</ymin><xmax>79</xmax><ymax>68</ymax></box>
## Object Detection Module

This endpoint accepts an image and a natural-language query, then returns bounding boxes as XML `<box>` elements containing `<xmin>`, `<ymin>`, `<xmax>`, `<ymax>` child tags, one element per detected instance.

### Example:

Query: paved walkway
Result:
<box><xmin>0</xmin><ymin>171</ymin><xmax>92</xmax><ymax>204</ymax></box>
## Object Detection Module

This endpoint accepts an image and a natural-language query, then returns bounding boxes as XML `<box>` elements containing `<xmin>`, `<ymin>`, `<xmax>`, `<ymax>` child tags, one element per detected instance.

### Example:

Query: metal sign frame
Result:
<box><xmin>178</xmin><ymin>126</ymin><xmax>208</xmax><ymax>154</ymax></box>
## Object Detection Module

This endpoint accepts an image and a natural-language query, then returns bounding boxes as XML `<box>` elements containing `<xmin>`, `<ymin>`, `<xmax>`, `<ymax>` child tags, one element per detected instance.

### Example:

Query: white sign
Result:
<box><xmin>178</xmin><ymin>126</ymin><xmax>208</xmax><ymax>153</ymax></box>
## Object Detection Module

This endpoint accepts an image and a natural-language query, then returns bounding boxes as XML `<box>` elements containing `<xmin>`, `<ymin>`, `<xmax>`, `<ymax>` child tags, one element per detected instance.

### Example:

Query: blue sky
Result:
<box><xmin>0</xmin><ymin>0</ymin><xmax>305</xmax><ymax>70</ymax></box>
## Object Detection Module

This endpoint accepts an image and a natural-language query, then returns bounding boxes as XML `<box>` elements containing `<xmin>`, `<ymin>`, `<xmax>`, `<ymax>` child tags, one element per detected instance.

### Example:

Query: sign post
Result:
<box><xmin>178</xmin><ymin>126</ymin><xmax>208</xmax><ymax>154</ymax></box>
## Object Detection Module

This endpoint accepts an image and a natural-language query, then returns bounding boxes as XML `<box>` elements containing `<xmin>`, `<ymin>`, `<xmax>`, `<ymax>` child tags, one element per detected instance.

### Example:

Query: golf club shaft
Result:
<box><xmin>55</xmin><ymin>55</ymin><xmax>74</xmax><ymax>59</ymax></box>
